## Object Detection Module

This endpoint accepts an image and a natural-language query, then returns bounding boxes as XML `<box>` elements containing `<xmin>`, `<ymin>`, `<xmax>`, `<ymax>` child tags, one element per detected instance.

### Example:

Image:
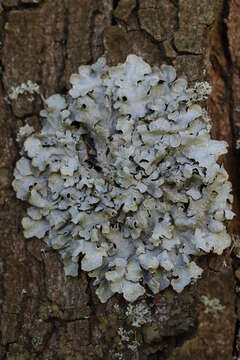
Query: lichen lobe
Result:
<box><xmin>13</xmin><ymin>55</ymin><xmax>234</xmax><ymax>303</ymax></box>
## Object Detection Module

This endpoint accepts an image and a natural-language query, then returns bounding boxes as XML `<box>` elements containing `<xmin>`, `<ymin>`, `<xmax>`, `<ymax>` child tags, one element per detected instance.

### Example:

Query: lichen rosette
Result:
<box><xmin>13</xmin><ymin>55</ymin><xmax>234</xmax><ymax>303</ymax></box>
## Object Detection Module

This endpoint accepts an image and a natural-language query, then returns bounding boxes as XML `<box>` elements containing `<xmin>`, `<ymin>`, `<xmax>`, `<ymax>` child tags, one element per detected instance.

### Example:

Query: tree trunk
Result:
<box><xmin>0</xmin><ymin>0</ymin><xmax>239</xmax><ymax>359</ymax></box>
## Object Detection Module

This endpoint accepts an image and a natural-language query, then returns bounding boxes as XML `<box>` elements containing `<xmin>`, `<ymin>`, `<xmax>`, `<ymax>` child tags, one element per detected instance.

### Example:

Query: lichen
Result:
<box><xmin>236</xmin><ymin>139</ymin><xmax>240</xmax><ymax>150</ymax></box>
<box><xmin>186</xmin><ymin>81</ymin><xmax>212</xmax><ymax>104</ymax></box>
<box><xmin>231</xmin><ymin>235</ymin><xmax>240</xmax><ymax>258</ymax></box>
<box><xmin>7</xmin><ymin>80</ymin><xmax>40</xmax><ymax>102</ymax></box>
<box><xmin>126</xmin><ymin>302</ymin><xmax>152</xmax><ymax>327</ymax></box>
<box><xmin>200</xmin><ymin>295</ymin><xmax>225</xmax><ymax>314</ymax></box>
<box><xmin>117</xmin><ymin>327</ymin><xmax>139</xmax><ymax>352</ymax></box>
<box><xmin>112</xmin><ymin>352</ymin><xmax>123</xmax><ymax>360</ymax></box>
<box><xmin>118</xmin><ymin>327</ymin><xmax>134</xmax><ymax>342</ymax></box>
<box><xmin>13</xmin><ymin>55</ymin><xmax>234</xmax><ymax>303</ymax></box>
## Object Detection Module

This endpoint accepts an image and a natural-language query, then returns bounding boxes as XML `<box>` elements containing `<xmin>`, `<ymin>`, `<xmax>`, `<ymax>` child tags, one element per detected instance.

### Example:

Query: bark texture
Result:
<box><xmin>0</xmin><ymin>0</ymin><xmax>239</xmax><ymax>359</ymax></box>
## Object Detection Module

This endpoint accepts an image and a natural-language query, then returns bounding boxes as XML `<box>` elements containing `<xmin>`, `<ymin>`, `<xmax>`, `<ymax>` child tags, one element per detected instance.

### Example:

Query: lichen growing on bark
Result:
<box><xmin>7</xmin><ymin>80</ymin><xmax>40</xmax><ymax>102</ymax></box>
<box><xmin>13</xmin><ymin>55</ymin><xmax>234</xmax><ymax>303</ymax></box>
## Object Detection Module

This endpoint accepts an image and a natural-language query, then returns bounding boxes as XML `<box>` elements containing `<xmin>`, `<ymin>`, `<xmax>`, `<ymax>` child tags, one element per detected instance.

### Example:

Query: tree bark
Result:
<box><xmin>0</xmin><ymin>0</ymin><xmax>239</xmax><ymax>359</ymax></box>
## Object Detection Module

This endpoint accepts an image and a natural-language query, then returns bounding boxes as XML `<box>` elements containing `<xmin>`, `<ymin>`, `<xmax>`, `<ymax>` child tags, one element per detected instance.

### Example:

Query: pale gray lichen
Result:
<box><xmin>8</xmin><ymin>80</ymin><xmax>40</xmax><ymax>102</ymax></box>
<box><xmin>126</xmin><ymin>302</ymin><xmax>152</xmax><ymax>327</ymax></box>
<box><xmin>127</xmin><ymin>342</ymin><xmax>140</xmax><ymax>352</ymax></box>
<box><xmin>118</xmin><ymin>327</ymin><xmax>134</xmax><ymax>342</ymax></box>
<box><xmin>13</xmin><ymin>55</ymin><xmax>234</xmax><ymax>303</ymax></box>
<box><xmin>112</xmin><ymin>353</ymin><xmax>123</xmax><ymax>360</ymax></box>
<box><xmin>231</xmin><ymin>235</ymin><xmax>240</xmax><ymax>258</ymax></box>
<box><xmin>17</xmin><ymin>124</ymin><xmax>35</xmax><ymax>143</ymax></box>
<box><xmin>113</xmin><ymin>304</ymin><xmax>120</xmax><ymax>312</ymax></box>
<box><xmin>117</xmin><ymin>328</ymin><xmax>139</xmax><ymax>352</ymax></box>
<box><xmin>186</xmin><ymin>81</ymin><xmax>212</xmax><ymax>104</ymax></box>
<box><xmin>200</xmin><ymin>295</ymin><xmax>225</xmax><ymax>314</ymax></box>
<box><xmin>236</xmin><ymin>139</ymin><xmax>240</xmax><ymax>150</ymax></box>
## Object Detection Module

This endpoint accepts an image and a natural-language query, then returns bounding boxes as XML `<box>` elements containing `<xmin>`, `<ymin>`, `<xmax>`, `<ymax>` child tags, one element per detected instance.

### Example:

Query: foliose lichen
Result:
<box><xmin>13</xmin><ymin>55</ymin><xmax>234</xmax><ymax>303</ymax></box>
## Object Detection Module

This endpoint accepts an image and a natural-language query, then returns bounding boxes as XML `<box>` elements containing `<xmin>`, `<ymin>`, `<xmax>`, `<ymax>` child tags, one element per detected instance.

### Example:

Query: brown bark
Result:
<box><xmin>0</xmin><ymin>0</ymin><xmax>239</xmax><ymax>359</ymax></box>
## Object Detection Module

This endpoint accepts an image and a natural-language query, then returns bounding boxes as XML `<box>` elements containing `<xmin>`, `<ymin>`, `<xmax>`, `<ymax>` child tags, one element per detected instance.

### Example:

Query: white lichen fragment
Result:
<box><xmin>117</xmin><ymin>328</ymin><xmax>139</xmax><ymax>352</ymax></box>
<box><xmin>231</xmin><ymin>235</ymin><xmax>240</xmax><ymax>258</ymax></box>
<box><xmin>200</xmin><ymin>295</ymin><xmax>225</xmax><ymax>314</ymax></box>
<box><xmin>127</xmin><ymin>342</ymin><xmax>140</xmax><ymax>352</ymax></box>
<box><xmin>187</xmin><ymin>81</ymin><xmax>212</xmax><ymax>104</ymax></box>
<box><xmin>118</xmin><ymin>327</ymin><xmax>134</xmax><ymax>343</ymax></box>
<box><xmin>126</xmin><ymin>302</ymin><xmax>152</xmax><ymax>327</ymax></box>
<box><xmin>112</xmin><ymin>353</ymin><xmax>123</xmax><ymax>360</ymax></box>
<box><xmin>13</xmin><ymin>55</ymin><xmax>234</xmax><ymax>303</ymax></box>
<box><xmin>113</xmin><ymin>304</ymin><xmax>120</xmax><ymax>312</ymax></box>
<box><xmin>8</xmin><ymin>80</ymin><xmax>40</xmax><ymax>102</ymax></box>
<box><xmin>236</xmin><ymin>139</ymin><xmax>240</xmax><ymax>150</ymax></box>
<box><xmin>16</xmin><ymin>124</ymin><xmax>34</xmax><ymax>143</ymax></box>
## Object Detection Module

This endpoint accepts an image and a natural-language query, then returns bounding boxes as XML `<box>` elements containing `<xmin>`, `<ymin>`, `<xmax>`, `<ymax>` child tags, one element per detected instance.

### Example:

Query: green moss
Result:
<box><xmin>7</xmin><ymin>353</ymin><xmax>37</xmax><ymax>360</ymax></box>
<box><xmin>0</xmin><ymin>167</ymin><xmax>9</xmax><ymax>189</ymax></box>
<box><xmin>142</xmin><ymin>324</ymin><xmax>160</xmax><ymax>344</ymax></box>
<box><xmin>39</xmin><ymin>303</ymin><xmax>64</xmax><ymax>319</ymax></box>
<box><xmin>98</xmin><ymin>315</ymin><xmax>109</xmax><ymax>332</ymax></box>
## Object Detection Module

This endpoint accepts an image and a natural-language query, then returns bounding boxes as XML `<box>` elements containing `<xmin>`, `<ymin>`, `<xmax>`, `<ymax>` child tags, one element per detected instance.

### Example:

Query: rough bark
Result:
<box><xmin>0</xmin><ymin>0</ymin><xmax>239</xmax><ymax>359</ymax></box>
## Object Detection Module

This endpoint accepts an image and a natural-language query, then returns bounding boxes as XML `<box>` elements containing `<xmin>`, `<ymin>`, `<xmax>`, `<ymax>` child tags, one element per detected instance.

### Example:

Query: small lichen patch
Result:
<box><xmin>236</xmin><ymin>139</ymin><xmax>240</xmax><ymax>150</ymax></box>
<box><xmin>31</xmin><ymin>335</ymin><xmax>43</xmax><ymax>349</ymax></box>
<box><xmin>112</xmin><ymin>352</ymin><xmax>123</xmax><ymax>360</ymax></box>
<box><xmin>200</xmin><ymin>295</ymin><xmax>225</xmax><ymax>314</ymax></box>
<box><xmin>187</xmin><ymin>81</ymin><xmax>212</xmax><ymax>104</ymax></box>
<box><xmin>7</xmin><ymin>81</ymin><xmax>40</xmax><ymax>102</ymax></box>
<box><xmin>126</xmin><ymin>302</ymin><xmax>152</xmax><ymax>327</ymax></box>
<box><xmin>117</xmin><ymin>327</ymin><xmax>140</xmax><ymax>352</ymax></box>
<box><xmin>231</xmin><ymin>235</ymin><xmax>240</xmax><ymax>258</ymax></box>
<box><xmin>16</xmin><ymin>124</ymin><xmax>35</xmax><ymax>143</ymax></box>
<box><xmin>118</xmin><ymin>327</ymin><xmax>134</xmax><ymax>342</ymax></box>
<box><xmin>13</xmin><ymin>55</ymin><xmax>234</xmax><ymax>303</ymax></box>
